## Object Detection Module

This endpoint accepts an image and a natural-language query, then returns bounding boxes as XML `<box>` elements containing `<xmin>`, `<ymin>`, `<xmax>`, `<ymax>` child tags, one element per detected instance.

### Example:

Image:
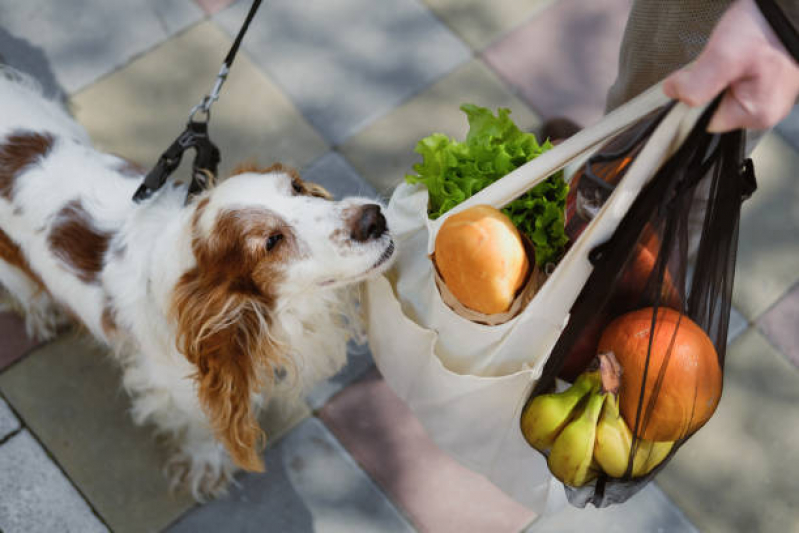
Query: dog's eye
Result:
<box><xmin>266</xmin><ymin>232</ymin><xmax>284</xmax><ymax>252</ymax></box>
<box><xmin>291</xmin><ymin>180</ymin><xmax>304</xmax><ymax>194</ymax></box>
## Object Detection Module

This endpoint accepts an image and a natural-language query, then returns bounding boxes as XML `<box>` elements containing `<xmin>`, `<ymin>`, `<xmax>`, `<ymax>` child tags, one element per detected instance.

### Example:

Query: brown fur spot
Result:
<box><xmin>48</xmin><ymin>200</ymin><xmax>113</xmax><ymax>284</ymax></box>
<box><xmin>0</xmin><ymin>131</ymin><xmax>55</xmax><ymax>199</ymax></box>
<box><xmin>171</xmin><ymin>205</ymin><xmax>297</xmax><ymax>471</ymax></box>
<box><xmin>0</xmin><ymin>227</ymin><xmax>45</xmax><ymax>290</ymax></box>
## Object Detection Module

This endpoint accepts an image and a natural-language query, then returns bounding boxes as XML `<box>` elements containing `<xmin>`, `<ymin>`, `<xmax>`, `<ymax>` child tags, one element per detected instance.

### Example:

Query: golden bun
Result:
<box><xmin>434</xmin><ymin>205</ymin><xmax>529</xmax><ymax>315</ymax></box>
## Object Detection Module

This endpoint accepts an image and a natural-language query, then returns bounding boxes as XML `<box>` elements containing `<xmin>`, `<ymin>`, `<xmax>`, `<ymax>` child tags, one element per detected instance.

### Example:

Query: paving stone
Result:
<box><xmin>524</xmin><ymin>483</ymin><xmax>697</xmax><ymax>532</ymax></box>
<box><xmin>340</xmin><ymin>59</ymin><xmax>541</xmax><ymax>195</ymax></box>
<box><xmin>0</xmin><ymin>0</ymin><xmax>204</xmax><ymax>94</ymax></box>
<box><xmin>214</xmin><ymin>0</ymin><xmax>471</xmax><ymax>145</ymax></box>
<box><xmin>167</xmin><ymin>418</ymin><xmax>414</xmax><ymax>533</ymax></box>
<box><xmin>758</xmin><ymin>283</ymin><xmax>799</xmax><ymax>369</ymax></box>
<box><xmin>482</xmin><ymin>0</ymin><xmax>633</xmax><ymax>127</ymax></box>
<box><xmin>0</xmin><ymin>395</ymin><xmax>20</xmax><ymax>440</ymax></box>
<box><xmin>728</xmin><ymin>306</ymin><xmax>748</xmax><ymax>345</ymax></box>
<box><xmin>421</xmin><ymin>0</ymin><xmax>554</xmax><ymax>50</ymax></box>
<box><xmin>734</xmin><ymin>133</ymin><xmax>799</xmax><ymax>320</ymax></box>
<box><xmin>71</xmin><ymin>21</ymin><xmax>328</xmax><ymax>185</ymax></box>
<box><xmin>0</xmin><ymin>311</ymin><xmax>40</xmax><ymax>371</ymax></box>
<box><xmin>0</xmin><ymin>334</ymin><xmax>194</xmax><ymax>533</ymax></box>
<box><xmin>302</xmin><ymin>151</ymin><xmax>379</xmax><ymax>201</ymax></box>
<box><xmin>775</xmin><ymin>104</ymin><xmax>799</xmax><ymax>152</ymax></box>
<box><xmin>0</xmin><ymin>430</ymin><xmax>108</xmax><ymax>533</ymax></box>
<box><xmin>0</xmin><ymin>332</ymin><xmax>310</xmax><ymax>532</ymax></box>
<box><xmin>656</xmin><ymin>328</ymin><xmax>799</xmax><ymax>533</ymax></box>
<box><xmin>319</xmin><ymin>370</ymin><xmax>536</xmax><ymax>533</ymax></box>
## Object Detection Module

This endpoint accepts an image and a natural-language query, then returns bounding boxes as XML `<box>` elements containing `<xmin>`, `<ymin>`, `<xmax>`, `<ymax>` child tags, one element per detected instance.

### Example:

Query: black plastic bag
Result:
<box><xmin>523</xmin><ymin>99</ymin><xmax>757</xmax><ymax>507</ymax></box>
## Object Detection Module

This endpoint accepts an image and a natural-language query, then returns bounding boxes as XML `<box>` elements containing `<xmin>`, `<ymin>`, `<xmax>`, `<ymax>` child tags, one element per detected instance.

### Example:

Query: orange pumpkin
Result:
<box><xmin>597</xmin><ymin>307</ymin><xmax>721</xmax><ymax>441</ymax></box>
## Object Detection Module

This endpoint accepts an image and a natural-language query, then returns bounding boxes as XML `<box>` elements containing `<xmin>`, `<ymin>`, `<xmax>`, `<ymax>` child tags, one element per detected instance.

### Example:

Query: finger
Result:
<box><xmin>707</xmin><ymin>91</ymin><xmax>752</xmax><ymax>133</ymax></box>
<box><xmin>670</xmin><ymin>47</ymin><xmax>749</xmax><ymax>108</ymax></box>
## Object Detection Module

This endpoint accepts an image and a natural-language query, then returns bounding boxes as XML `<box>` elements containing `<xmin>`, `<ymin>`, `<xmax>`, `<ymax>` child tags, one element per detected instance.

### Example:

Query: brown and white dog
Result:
<box><xmin>0</xmin><ymin>68</ymin><xmax>395</xmax><ymax>498</ymax></box>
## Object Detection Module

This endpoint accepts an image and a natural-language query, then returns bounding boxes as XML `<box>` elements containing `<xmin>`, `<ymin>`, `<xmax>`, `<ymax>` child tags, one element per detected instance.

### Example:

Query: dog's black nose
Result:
<box><xmin>351</xmin><ymin>204</ymin><xmax>387</xmax><ymax>242</ymax></box>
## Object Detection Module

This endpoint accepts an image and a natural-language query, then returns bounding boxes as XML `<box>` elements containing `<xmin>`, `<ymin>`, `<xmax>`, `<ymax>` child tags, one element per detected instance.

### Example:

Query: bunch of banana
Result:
<box><xmin>521</xmin><ymin>354</ymin><xmax>675</xmax><ymax>487</ymax></box>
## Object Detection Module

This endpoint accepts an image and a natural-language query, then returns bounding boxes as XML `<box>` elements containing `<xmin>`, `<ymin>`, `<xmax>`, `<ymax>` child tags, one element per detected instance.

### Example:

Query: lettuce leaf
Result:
<box><xmin>406</xmin><ymin>104</ymin><xmax>568</xmax><ymax>266</ymax></box>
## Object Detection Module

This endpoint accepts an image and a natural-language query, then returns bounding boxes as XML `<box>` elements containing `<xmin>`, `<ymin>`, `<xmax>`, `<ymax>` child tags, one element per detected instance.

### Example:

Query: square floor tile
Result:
<box><xmin>758</xmin><ymin>283</ymin><xmax>799</xmax><ymax>369</ymax></box>
<box><xmin>421</xmin><ymin>0</ymin><xmax>554</xmax><ymax>50</ymax></box>
<box><xmin>214</xmin><ymin>0</ymin><xmax>471</xmax><ymax>145</ymax></box>
<box><xmin>319</xmin><ymin>370</ymin><xmax>536</xmax><ymax>533</ymax></box>
<box><xmin>734</xmin><ymin>133</ymin><xmax>799</xmax><ymax>320</ymax></box>
<box><xmin>656</xmin><ymin>329</ymin><xmax>799</xmax><ymax>533</ymax></box>
<box><xmin>167</xmin><ymin>418</ymin><xmax>413</xmax><ymax>533</ymax></box>
<box><xmin>0</xmin><ymin>311</ymin><xmax>40</xmax><ymax>371</ymax></box>
<box><xmin>483</xmin><ymin>0</ymin><xmax>632</xmax><ymax>126</ymax></box>
<box><xmin>0</xmin><ymin>0</ymin><xmax>204</xmax><ymax>94</ymax></box>
<box><xmin>340</xmin><ymin>59</ymin><xmax>541</xmax><ymax>194</ymax></box>
<box><xmin>71</xmin><ymin>21</ymin><xmax>328</xmax><ymax>185</ymax></box>
<box><xmin>0</xmin><ymin>334</ymin><xmax>194</xmax><ymax>533</ymax></box>
<box><xmin>0</xmin><ymin>430</ymin><xmax>108</xmax><ymax>533</ymax></box>
<box><xmin>0</xmin><ymin>396</ymin><xmax>20</xmax><ymax>440</ymax></box>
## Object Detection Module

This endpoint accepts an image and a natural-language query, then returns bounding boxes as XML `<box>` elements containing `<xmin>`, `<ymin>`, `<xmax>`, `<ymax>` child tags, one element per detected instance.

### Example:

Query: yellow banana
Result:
<box><xmin>594</xmin><ymin>392</ymin><xmax>634</xmax><ymax>478</ymax></box>
<box><xmin>521</xmin><ymin>371</ymin><xmax>599</xmax><ymax>451</ymax></box>
<box><xmin>594</xmin><ymin>393</ymin><xmax>674</xmax><ymax>478</ymax></box>
<box><xmin>547</xmin><ymin>389</ymin><xmax>605</xmax><ymax>487</ymax></box>
<box><xmin>632</xmin><ymin>439</ymin><xmax>674</xmax><ymax>477</ymax></box>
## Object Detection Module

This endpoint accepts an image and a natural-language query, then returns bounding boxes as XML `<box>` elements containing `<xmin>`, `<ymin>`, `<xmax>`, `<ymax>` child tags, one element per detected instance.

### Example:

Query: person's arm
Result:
<box><xmin>663</xmin><ymin>0</ymin><xmax>799</xmax><ymax>133</ymax></box>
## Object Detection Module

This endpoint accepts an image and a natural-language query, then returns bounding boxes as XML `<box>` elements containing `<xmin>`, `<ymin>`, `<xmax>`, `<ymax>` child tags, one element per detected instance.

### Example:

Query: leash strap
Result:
<box><xmin>133</xmin><ymin>0</ymin><xmax>263</xmax><ymax>203</ymax></box>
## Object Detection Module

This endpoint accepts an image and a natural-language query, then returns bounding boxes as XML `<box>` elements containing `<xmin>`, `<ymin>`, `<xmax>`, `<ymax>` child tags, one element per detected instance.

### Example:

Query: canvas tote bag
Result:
<box><xmin>365</xmin><ymin>84</ymin><xmax>707</xmax><ymax>511</ymax></box>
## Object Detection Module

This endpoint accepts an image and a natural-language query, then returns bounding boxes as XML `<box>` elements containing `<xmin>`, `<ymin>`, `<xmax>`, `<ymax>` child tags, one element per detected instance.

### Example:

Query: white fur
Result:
<box><xmin>0</xmin><ymin>68</ymin><xmax>394</xmax><ymax>499</ymax></box>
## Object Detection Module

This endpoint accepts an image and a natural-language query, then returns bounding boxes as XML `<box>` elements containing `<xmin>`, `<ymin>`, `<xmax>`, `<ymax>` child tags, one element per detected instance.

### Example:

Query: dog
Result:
<box><xmin>0</xmin><ymin>68</ymin><xmax>395</xmax><ymax>498</ymax></box>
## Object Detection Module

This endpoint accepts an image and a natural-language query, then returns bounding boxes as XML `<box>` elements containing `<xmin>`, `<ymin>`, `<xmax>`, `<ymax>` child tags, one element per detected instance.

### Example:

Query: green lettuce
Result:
<box><xmin>405</xmin><ymin>104</ymin><xmax>569</xmax><ymax>266</ymax></box>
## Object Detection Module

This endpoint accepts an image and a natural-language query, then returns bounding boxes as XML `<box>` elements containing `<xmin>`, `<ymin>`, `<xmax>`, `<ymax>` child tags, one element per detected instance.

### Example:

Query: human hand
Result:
<box><xmin>663</xmin><ymin>0</ymin><xmax>799</xmax><ymax>132</ymax></box>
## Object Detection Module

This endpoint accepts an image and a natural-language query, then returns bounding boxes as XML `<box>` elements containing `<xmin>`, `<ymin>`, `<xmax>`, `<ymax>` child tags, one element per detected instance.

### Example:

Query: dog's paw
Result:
<box><xmin>165</xmin><ymin>445</ymin><xmax>238</xmax><ymax>501</ymax></box>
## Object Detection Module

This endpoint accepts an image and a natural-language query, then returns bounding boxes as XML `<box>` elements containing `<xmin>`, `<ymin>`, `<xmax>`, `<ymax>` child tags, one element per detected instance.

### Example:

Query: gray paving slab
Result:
<box><xmin>214</xmin><ymin>0</ymin><xmax>471</xmax><ymax>145</ymax></box>
<box><xmin>775</xmin><ymin>104</ymin><xmax>799</xmax><ymax>151</ymax></box>
<box><xmin>657</xmin><ymin>328</ymin><xmax>799</xmax><ymax>532</ymax></box>
<box><xmin>0</xmin><ymin>0</ymin><xmax>203</xmax><ymax>94</ymax></box>
<box><xmin>0</xmin><ymin>334</ymin><xmax>195</xmax><ymax>533</ymax></box>
<box><xmin>0</xmin><ymin>395</ymin><xmax>20</xmax><ymax>440</ymax></box>
<box><xmin>302</xmin><ymin>151</ymin><xmax>380</xmax><ymax>201</ymax></box>
<box><xmin>167</xmin><ymin>417</ymin><xmax>414</xmax><ymax>533</ymax></box>
<box><xmin>758</xmin><ymin>282</ymin><xmax>799</xmax><ymax>369</ymax></box>
<box><xmin>0</xmin><ymin>430</ymin><xmax>108</xmax><ymax>533</ymax></box>
<box><xmin>524</xmin><ymin>483</ymin><xmax>698</xmax><ymax>532</ymax></box>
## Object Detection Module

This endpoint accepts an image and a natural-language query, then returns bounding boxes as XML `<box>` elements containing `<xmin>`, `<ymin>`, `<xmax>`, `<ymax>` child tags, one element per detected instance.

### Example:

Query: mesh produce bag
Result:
<box><xmin>525</xmin><ymin>99</ymin><xmax>757</xmax><ymax>507</ymax></box>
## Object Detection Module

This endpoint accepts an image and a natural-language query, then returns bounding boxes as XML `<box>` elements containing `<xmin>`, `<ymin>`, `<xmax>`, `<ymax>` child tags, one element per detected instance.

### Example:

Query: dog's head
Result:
<box><xmin>171</xmin><ymin>163</ymin><xmax>394</xmax><ymax>471</ymax></box>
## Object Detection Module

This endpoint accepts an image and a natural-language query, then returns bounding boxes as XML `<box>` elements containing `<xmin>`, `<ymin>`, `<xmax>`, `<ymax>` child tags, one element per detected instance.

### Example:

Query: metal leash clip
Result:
<box><xmin>132</xmin><ymin>120</ymin><xmax>220</xmax><ymax>203</ymax></box>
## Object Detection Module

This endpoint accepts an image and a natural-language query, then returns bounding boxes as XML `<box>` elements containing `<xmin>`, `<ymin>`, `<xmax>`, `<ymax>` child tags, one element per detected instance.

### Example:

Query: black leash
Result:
<box><xmin>133</xmin><ymin>0</ymin><xmax>264</xmax><ymax>203</ymax></box>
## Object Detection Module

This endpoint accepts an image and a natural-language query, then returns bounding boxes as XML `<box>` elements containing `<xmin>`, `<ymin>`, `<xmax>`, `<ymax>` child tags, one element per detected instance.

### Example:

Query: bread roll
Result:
<box><xmin>434</xmin><ymin>205</ymin><xmax>529</xmax><ymax>315</ymax></box>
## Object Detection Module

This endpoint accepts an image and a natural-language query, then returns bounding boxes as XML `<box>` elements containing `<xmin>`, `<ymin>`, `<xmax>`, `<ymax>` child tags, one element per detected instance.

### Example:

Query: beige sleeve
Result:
<box><xmin>605</xmin><ymin>0</ymin><xmax>733</xmax><ymax>112</ymax></box>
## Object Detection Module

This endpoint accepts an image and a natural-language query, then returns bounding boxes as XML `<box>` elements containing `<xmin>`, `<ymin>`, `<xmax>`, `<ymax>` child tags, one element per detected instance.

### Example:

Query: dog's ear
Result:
<box><xmin>171</xmin><ymin>270</ymin><xmax>283</xmax><ymax>472</ymax></box>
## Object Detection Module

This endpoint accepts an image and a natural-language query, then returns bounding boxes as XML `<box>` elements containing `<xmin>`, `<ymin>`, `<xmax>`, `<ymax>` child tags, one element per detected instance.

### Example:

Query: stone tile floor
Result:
<box><xmin>1</xmin><ymin>0</ymin><xmax>798</xmax><ymax>531</ymax></box>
